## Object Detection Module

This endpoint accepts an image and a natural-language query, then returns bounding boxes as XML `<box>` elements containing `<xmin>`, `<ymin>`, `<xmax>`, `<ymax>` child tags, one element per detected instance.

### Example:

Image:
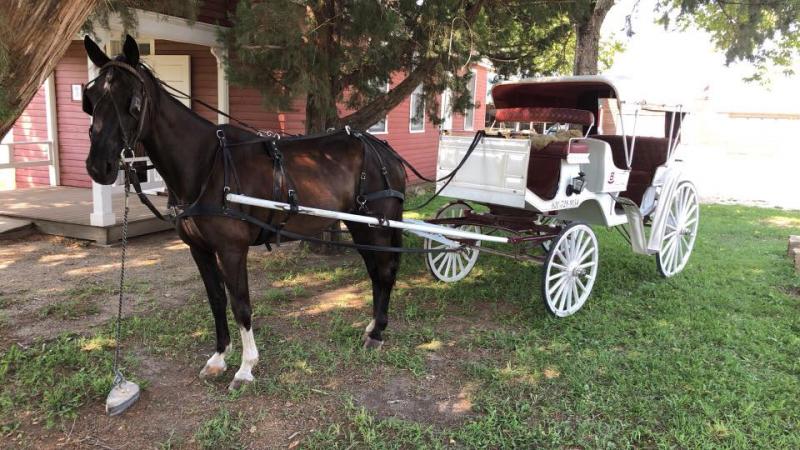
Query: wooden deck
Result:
<box><xmin>0</xmin><ymin>187</ymin><xmax>173</xmax><ymax>244</ymax></box>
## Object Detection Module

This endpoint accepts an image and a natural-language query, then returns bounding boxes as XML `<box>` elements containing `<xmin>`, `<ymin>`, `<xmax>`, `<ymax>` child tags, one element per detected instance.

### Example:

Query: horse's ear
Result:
<box><xmin>84</xmin><ymin>36</ymin><xmax>111</xmax><ymax>68</ymax></box>
<box><xmin>122</xmin><ymin>34</ymin><xmax>140</xmax><ymax>66</ymax></box>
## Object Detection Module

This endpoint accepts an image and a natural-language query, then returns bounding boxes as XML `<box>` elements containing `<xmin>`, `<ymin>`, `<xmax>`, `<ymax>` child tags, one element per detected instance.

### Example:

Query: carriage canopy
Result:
<box><xmin>491</xmin><ymin>75</ymin><xmax>621</xmax><ymax>112</ymax></box>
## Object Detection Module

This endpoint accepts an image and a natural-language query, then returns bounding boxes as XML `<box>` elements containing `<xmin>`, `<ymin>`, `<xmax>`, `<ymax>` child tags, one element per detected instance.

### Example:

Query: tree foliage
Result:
<box><xmin>0</xmin><ymin>0</ymin><xmax>101</xmax><ymax>138</ymax></box>
<box><xmin>221</xmin><ymin>0</ymin><xmax>494</xmax><ymax>132</ymax></box>
<box><xmin>657</xmin><ymin>0</ymin><xmax>800</xmax><ymax>81</ymax></box>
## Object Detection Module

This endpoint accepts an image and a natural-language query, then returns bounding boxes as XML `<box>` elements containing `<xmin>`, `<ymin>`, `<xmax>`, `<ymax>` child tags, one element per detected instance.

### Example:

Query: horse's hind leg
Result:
<box><xmin>190</xmin><ymin>246</ymin><xmax>231</xmax><ymax>379</ymax></box>
<box><xmin>216</xmin><ymin>247</ymin><xmax>259</xmax><ymax>390</ymax></box>
<box><xmin>346</xmin><ymin>222</ymin><xmax>401</xmax><ymax>349</ymax></box>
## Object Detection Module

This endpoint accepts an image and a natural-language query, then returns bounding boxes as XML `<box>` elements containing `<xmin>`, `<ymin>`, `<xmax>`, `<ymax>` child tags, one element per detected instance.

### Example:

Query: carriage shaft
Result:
<box><xmin>225</xmin><ymin>193</ymin><xmax>510</xmax><ymax>243</ymax></box>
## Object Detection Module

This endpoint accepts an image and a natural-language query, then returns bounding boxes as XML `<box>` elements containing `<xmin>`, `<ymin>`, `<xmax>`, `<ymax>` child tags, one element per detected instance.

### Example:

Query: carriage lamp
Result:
<box><xmin>567</xmin><ymin>172</ymin><xmax>586</xmax><ymax>196</ymax></box>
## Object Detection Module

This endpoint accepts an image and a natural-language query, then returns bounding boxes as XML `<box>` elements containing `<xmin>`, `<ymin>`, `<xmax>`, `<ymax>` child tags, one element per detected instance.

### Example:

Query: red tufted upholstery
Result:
<box><xmin>538</xmin><ymin>141</ymin><xmax>590</xmax><ymax>158</ymax></box>
<box><xmin>590</xmin><ymin>135</ymin><xmax>670</xmax><ymax>205</ymax></box>
<box><xmin>496</xmin><ymin>107</ymin><xmax>595</xmax><ymax>126</ymax></box>
<box><xmin>525</xmin><ymin>141</ymin><xmax>590</xmax><ymax>200</ymax></box>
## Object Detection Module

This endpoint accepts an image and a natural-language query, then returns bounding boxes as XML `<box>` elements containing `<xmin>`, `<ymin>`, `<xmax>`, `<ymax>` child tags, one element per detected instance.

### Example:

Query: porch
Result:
<box><xmin>0</xmin><ymin>186</ymin><xmax>172</xmax><ymax>244</ymax></box>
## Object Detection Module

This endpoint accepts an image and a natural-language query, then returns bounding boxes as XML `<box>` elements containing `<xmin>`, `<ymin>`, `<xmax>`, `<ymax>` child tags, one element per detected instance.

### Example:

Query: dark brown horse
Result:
<box><xmin>82</xmin><ymin>35</ymin><xmax>405</xmax><ymax>390</ymax></box>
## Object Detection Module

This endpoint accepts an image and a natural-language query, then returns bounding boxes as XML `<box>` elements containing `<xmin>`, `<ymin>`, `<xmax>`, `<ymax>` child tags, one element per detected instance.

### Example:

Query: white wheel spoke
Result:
<box><xmin>560</xmin><ymin>280</ymin><xmax>572</xmax><ymax>311</ymax></box>
<box><xmin>548</xmin><ymin>274</ymin><xmax>568</xmax><ymax>294</ymax></box>
<box><xmin>550</xmin><ymin>261</ymin><xmax>568</xmax><ymax>271</ymax></box>
<box><xmin>577</xmin><ymin>261</ymin><xmax>596</xmax><ymax>270</ymax></box>
<box><xmin>575</xmin><ymin>276</ymin><xmax>587</xmax><ymax>292</ymax></box>
<box><xmin>554</xmin><ymin>249</ymin><xmax>568</xmax><ymax>265</ymax></box>
<box><xmin>552</xmin><ymin>279</ymin><xmax>569</xmax><ymax>307</ymax></box>
<box><xmin>549</xmin><ymin>270</ymin><xmax>569</xmax><ymax>280</ymax></box>
<box><xmin>455</xmin><ymin>253</ymin><xmax>465</xmax><ymax>274</ymax></box>
<box><xmin>576</xmin><ymin>247</ymin><xmax>596</xmax><ymax>264</ymax></box>
<box><xmin>430</xmin><ymin>251</ymin><xmax>445</xmax><ymax>265</ymax></box>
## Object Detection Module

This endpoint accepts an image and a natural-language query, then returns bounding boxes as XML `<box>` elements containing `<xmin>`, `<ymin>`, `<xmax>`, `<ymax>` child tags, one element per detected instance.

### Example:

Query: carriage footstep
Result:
<box><xmin>363</xmin><ymin>337</ymin><xmax>384</xmax><ymax>350</ymax></box>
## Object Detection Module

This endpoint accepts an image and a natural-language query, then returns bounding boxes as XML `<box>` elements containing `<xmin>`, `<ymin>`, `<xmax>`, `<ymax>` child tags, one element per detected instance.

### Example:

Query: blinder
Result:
<box><xmin>82</xmin><ymin>83</ymin><xmax>94</xmax><ymax>115</ymax></box>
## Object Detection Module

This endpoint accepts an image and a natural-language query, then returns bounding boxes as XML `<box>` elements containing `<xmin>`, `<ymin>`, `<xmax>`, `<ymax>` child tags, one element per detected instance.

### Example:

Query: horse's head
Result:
<box><xmin>82</xmin><ymin>35</ymin><xmax>151</xmax><ymax>185</ymax></box>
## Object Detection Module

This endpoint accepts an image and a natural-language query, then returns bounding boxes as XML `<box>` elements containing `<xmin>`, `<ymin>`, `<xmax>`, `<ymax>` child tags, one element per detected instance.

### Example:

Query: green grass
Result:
<box><xmin>303</xmin><ymin>201</ymin><xmax>800</xmax><ymax>448</ymax></box>
<box><xmin>2</xmin><ymin>197</ymin><xmax>799</xmax><ymax>447</ymax></box>
<box><xmin>0</xmin><ymin>334</ymin><xmax>119</xmax><ymax>429</ymax></box>
<box><xmin>194</xmin><ymin>408</ymin><xmax>243</xmax><ymax>449</ymax></box>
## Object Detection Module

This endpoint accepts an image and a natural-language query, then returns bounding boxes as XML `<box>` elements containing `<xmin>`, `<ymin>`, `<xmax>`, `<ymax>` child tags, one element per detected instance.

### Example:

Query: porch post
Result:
<box><xmin>44</xmin><ymin>74</ymin><xmax>60</xmax><ymax>186</ymax></box>
<box><xmin>210</xmin><ymin>47</ymin><xmax>229</xmax><ymax>125</ymax></box>
<box><xmin>87</xmin><ymin>39</ymin><xmax>117</xmax><ymax>226</ymax></box>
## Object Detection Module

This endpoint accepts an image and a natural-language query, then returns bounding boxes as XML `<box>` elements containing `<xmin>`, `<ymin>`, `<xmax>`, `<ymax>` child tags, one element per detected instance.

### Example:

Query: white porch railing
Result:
<box><xmin>0</xmin><ymin>140</ymin><xmax>58</xmax><ymax>186</ymax></box>
<box><xmin>110</xmin><ymin>156</ymin><xmax>166</xmax><ymax>194</ymax></box>
<box><xmin>90</xmin><ymin>156</ymin><xmax>167</xmax><ymax>227</ymax></box>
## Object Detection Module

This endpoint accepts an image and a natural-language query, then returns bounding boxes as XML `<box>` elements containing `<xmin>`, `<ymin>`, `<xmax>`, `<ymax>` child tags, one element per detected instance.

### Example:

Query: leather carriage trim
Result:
<box><xmin>495</xmin><ymin>107</ymin><xmax>595</xmax><ymax>126</ymax></box>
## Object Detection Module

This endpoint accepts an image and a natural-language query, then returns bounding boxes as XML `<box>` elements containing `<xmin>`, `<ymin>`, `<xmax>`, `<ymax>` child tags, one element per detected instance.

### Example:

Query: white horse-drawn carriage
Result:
<box><xmin>414</xmin><ymin>75</ymin><xmax>699</xmax><ymax>316</ymax></box>
<box><xmin>228</xmin><ymin>75</ymin><xmax>699</xmax><ymax>317</ymax></box>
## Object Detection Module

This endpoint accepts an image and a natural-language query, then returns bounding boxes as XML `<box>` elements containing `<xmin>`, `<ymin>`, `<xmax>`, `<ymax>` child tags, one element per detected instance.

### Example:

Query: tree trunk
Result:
<box><xmin>304</xmin><ymin>91</ymin><xmax>341</xmax><ymax>133</ymax></box>
<box><xmin>0</xmin><ymin>0</ymin><xmax>101</xmax><ymax>137</ymax></box>
<box><xmin>573</xmin><ymin>0</ymin><xmax>615</xmax><ymax>76</ymax></box>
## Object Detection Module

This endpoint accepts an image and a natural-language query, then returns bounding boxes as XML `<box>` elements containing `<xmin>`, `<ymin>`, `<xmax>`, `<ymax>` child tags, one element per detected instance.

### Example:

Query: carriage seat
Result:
<box><xmin>494</xmin><ymin>107</ymin><xmax>595</xmax><ymax>201</ymax></box>
<box><xmin>538</xmin><ymin>140</ymin><xmax>590</xmax><ymax>158</ymax></box>
<box><xmin>526</xmin><ymin>140</ymin><xmax>590</xmax><ymax>200</ymax></box>
<box><xmin>589</xmin><ymin>135</ymin><xmax>670</xmax><ymax>205</ymax></box>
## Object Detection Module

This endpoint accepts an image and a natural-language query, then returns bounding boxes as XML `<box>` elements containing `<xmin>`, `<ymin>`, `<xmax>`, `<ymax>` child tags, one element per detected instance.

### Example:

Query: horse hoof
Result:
<box><xmin>363</xmin><ymin>337</ymin><xmax>384</xmax><ymax>350</ymax></box>
<box><xmin>199</xmin><ymin>364</ymin><xmax>227</xmax><ymax>379</ymax></box>
<box><xmin>228</xmin><ymin>377</ymin><xmax>253</xmax><ymax>391</ymax></box>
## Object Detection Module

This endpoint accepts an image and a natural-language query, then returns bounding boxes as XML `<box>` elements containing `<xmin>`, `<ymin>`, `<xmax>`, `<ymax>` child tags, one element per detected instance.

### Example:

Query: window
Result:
<box><xmin>464</xmin><ymin>70</ymin><xmax>477</xmax><ymax>130</ymax></box>
<box><xmin>367</xmin><ymin>80</ymin><xmax>389</xmax><ymax>134</ymax></box>
<box><xmin>440</xmin><ymin>88</ymin><xmax>453</xmax><ymax>130</ymax></box>
<box><xmin>107</xmin><ymin>39</ymin><xmax>154</xmax><ymax>56</ymax></box>
<box><xmin>409</xmin><ymin>84</ymin><xmax>425</xmax><ymax>132</ymax></box>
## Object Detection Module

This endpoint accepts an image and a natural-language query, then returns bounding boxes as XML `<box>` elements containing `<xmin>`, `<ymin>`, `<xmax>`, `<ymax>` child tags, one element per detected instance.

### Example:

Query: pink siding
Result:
<box><xmin>155</xmin><ymin>40</ymin><xmax>218</xmax><ymax>124</ymax></box>
<box><xmin>43</xmin><ymin>36</ymin><xmax>488</xmax><ymax>190</ymax></box>
<box><xmin>377</xmin><ymin>73</ymin><xmax>439</xmax><ymax>183</ymax></box>
<box><xmin>12</xmin><ymin>86</ymin><xmax>50</xmax><ymax>188</ymax></box>
<box><xmin>229</xmin><ymin>87</ymin><xmax>306</xmax><ymax>135</ymax></box>
<box><xmin>55</xmin><ymin>41</ymin><xmax>91</xmax><ymax>188</ymax></box>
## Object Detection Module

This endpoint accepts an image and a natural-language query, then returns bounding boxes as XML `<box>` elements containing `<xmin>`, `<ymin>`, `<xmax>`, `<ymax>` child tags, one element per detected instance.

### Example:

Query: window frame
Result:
<box><xmin>464</xmin><ymin>69</ymin><xmax>478</xmax><ymax>131</ymax></box>
<box><xmin>408</xmin><ymin>84</ymin><xmax>425</xmax><ymax>133</ymax></box>
<box><xmin>367</xmin><ymin>80</ymin><xmax>390</xmax><ymax>135</ymax></box>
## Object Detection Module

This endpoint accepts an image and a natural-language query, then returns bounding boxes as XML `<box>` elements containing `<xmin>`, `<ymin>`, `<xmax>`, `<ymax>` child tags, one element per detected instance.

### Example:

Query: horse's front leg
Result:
<box><xmin>190</xmin><ymin>246</ymin><xmax>231</xmax><ymax>379</ymax></box>
<box><xmin>347</xmin><ymin>223</ymin><xmax>402</xmax><ymax>349</ymax></box>
<box><xmin>216</xmin><ymin>246</ymin><xmax>258</xmax><ymax>391</ymax></box>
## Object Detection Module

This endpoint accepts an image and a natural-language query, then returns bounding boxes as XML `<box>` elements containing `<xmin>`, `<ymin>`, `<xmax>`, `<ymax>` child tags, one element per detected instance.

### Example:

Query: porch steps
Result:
<box><xmin>0</xmin><ymin>216</ymin><xmax>34</xmax><ymax>240</ymax></box>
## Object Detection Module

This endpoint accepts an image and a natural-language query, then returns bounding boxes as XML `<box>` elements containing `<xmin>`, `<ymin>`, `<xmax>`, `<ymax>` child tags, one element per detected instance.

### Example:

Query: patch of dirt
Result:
<box><xmin>353</xmin><ymin>357</ymin><xmax>477</xmax><ymax>427</ymax></box>
<box><xmin>0</xmin><ymin>231</ymin><xmax>506</xmax><ymax>448</ymax></box>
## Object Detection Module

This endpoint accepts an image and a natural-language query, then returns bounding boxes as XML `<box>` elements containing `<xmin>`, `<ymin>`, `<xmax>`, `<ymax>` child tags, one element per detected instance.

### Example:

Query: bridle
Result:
<box><xmin>83</xmin><ymin>60</ymin><xmax>151</xmax><ymax>160</ymax></box>
<box><xmin>83</xmin><ymin>60</ymin><xmax>168</xmax><ymax>222</ymax></box>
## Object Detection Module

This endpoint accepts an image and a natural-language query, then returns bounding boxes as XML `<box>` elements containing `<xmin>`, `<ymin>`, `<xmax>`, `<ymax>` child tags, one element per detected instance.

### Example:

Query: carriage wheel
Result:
<box><xmin>541</xmin><ymin>223</ymin><xmax>598</xmax><ymax>317</ymax></box>
<box><xmin>657</xmin><ymin>181</ymin><xmax>699</xmax><ymax>277</ymax></box>
<box><xmin>424</xmin><ymin>202</ymin><xmax>481</xmax><ymax>283</ymax></box>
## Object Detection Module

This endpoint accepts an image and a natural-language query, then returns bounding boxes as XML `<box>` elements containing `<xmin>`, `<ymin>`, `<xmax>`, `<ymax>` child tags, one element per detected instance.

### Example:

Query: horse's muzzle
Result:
<box><xmin>86</xmin><ymin>159</ymin><xmax>119</xmax><ymax>185</ymax></box>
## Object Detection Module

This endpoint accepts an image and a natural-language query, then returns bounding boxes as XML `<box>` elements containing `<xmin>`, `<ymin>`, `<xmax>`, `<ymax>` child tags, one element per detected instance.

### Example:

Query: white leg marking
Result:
<box><xmin>200</xmin><ymin>344</ymin><xmax>230</xmax><ymax>378</ymax></box>
<box><xmin>234</xmin><ymin>327</ymin><xmax>258</xmax><ymax>382</ymax></box>
<box><xmin>206</xmin><ymin>345</ymin><xmax>230</xmax><ymax>369</ymax></box>
<box><xmin>365</xmin><ymin>319</ymin><xmax>376</xmax><ymax>334</ymax></box>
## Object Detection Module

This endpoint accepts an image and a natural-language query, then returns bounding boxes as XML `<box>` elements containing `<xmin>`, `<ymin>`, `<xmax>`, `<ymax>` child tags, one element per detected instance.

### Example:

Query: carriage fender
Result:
<box><xmin>646</xmin><ymin>167</ymin><xmax>694</xmax><ymax>253</ymax></box>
